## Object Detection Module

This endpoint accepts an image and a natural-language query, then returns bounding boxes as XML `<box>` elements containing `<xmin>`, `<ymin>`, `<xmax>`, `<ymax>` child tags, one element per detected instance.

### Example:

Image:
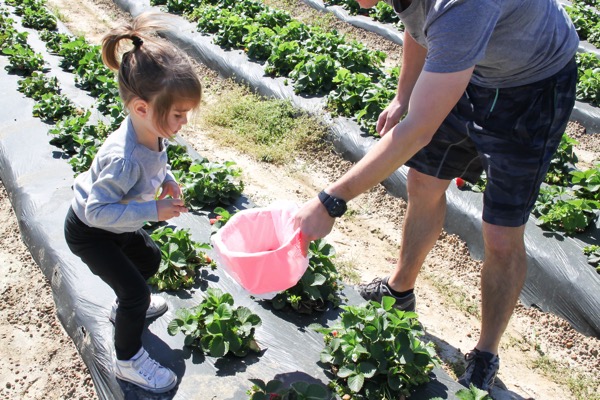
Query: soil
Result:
<box><xmin>1</xmin><ymin>0</ymin><xmax>599</xmax><ymax>399</ymax></box>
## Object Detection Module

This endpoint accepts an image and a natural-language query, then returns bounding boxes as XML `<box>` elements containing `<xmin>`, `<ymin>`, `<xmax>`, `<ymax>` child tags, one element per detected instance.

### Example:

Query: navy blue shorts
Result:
<box><xmin>406</xmin><ymin>58</ymin><xmax>577</xmax><ymax>227</ymax></box>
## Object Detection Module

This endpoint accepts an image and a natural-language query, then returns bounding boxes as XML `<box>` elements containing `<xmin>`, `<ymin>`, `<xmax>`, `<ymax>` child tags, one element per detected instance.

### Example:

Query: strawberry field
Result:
<box><xmin>0</xmin><ymin>0</ymin><xmax>600</xmax><ymax>399</ymax></box>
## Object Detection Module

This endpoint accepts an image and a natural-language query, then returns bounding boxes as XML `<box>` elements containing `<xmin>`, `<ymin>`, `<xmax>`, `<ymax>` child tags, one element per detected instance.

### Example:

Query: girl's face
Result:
<box><xmin>160</xmin><ymin>100</ymin><xmax>197</xmax><ymax>139</ymax></box>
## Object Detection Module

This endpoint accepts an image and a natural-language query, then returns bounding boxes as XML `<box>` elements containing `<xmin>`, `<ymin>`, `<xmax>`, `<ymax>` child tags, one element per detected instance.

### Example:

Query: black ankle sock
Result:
<box><xmin>385</xmin><ymin>282</ymin><xmax>414</xmax><ymax>298</ymax></box>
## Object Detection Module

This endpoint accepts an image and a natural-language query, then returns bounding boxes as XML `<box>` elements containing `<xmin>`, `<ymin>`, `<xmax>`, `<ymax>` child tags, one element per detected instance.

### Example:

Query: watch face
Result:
<box><xmin>319</xmin><ymin>191</ymin><xmax>347</xmax><ymax>217</ymax></box>
<box><xmin>328</xmin><ymin>199</ymin><xmax>346</xmax><ymax>217</ymax></box>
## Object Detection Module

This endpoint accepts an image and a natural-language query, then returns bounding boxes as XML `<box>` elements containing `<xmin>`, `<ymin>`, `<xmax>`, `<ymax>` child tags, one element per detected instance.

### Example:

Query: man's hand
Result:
<box><xmin>377</xmin><ymin>97</ymin><xmax>408</xmax><ymax>137</ymax></box>
<box><xmin>294</xmin><ymin>197</ymin><xmax>335</xmax><ymax>255</ymax></box>
<box><xmin>157</xmin><ymin>180</ymin><xmax>182</xmax><ymax>200</ymax></box>
<box><xmin>157</xmin><ymin>198</ymin><xmax>188</xmax><ymax>221</ymax></box>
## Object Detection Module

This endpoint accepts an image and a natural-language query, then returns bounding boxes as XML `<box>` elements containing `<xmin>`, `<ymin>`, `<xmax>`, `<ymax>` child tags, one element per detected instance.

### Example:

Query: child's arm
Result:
<box><xmin>84</xmin><ymin>159</ymin><xmax>157</xmax><ymax>229</ymax></box>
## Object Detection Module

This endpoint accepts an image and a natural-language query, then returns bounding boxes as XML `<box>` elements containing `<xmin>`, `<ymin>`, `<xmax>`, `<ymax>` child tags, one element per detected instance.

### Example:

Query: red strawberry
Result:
<box><xmin>455</xmin><ymin>177</ymin><xmax>466</xmax><ymax>188</ymax></box>
<box><xmin>209</xmin><ymin>218</ymin><xmax>217</xmax><ymax>225</ymax></box>
<box><xmin>332</xmin><ymin>330</ymin><xmax>338</xmax><ymax>337</ymax></box>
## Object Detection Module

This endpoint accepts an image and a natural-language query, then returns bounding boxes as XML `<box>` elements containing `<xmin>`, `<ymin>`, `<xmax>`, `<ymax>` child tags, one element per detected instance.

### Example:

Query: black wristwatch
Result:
<box><xmin>318</xmin><ymin>190</ymin><xmax>347</xmax><ymax>218</ymax></box>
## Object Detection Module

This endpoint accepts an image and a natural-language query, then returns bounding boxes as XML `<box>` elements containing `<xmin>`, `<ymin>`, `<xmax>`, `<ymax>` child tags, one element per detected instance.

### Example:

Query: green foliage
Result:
<box><xmin>583</xmin><ymin>245</ymin><xmax>600</xmax><ymax>273</ymax></box>
<box><xmin>148</xmin><ymin>226</ymin><xmax>215</xmax><ymax>291</ymax></box>
<box><xmin>17</xmin><ymin>71</ymin><xmax>60</xmax><ymax>100</ymax></box>
<box><xmin>209</xmin><ymin>206</ymin><xmax>235</xmax><ymax>234</ymax></box>
<box><xmin>545</xmin><ymin>134</ymin><xmax>579</xmax><ymax>186</ymax></box>
<box><xmin>174</xmin><ymin>159</ymin><xmax>244</xmax><ymax>208</ymax></box>
<box><xmin>48</xmin><ymin>110</ymin><xmax>92</xmax><ymax>154</ymax></box>
<box><xmin>2</xmin><ymin>43</ymin><xmax>44</xmax><ymax>75</ymax></box>
<box><xmin>576</xmin><ymin>52</ymin><xmax>600</xmax><ymax>105</ymax></box>
<box><xmin>431</xmin><ymin>383</ymin><xmax>492</xmax><ymax>400</ymax></box>
<box><xmin>271</xmin><ymin>239</ymin><xmax>343</xmax><ymax>314</ymax></box>
<box><xmin>533</xmin><ymin>186</ymin><xmax>600</xmax><ymax>235</ymax></box>
<box><xmin>167</xmin><ymin>143</ymin><xmax>194</xmax><ymax>172</ymax></box>
<box><xmin>311</xmin><ymin>297</ymin><xmax>438</xmax><ymax>399</ymax></box>
<box><xmin>39</xmin><ymin>29</ymin><xmax>71</xmax><ymax>53</ymax></box>
<box><xmin>566</xmin><ymin>1</ymin><xmax>600</xmax><ymax>43</ymax></box>
<box><xmin>21</xmin><ymin>4</ymin><xmax>57</xmax><ymax>31</ymax></box>
<box><xmin>168</xmin><ymin>287</ymin><xmax>262</xmax><ymax>357</ymax></box>
<box><xmin>32</xmin><ymin>92</ymin><xmax>76</xmax><ymax>121</ymax></box>
<box><xmin>247</xmin><ymin>379</ymin><xmax>332</xmax><ymax>400</ymax></box>
<box><xmin>571</xmin><ymin>164</ymin><xmax>600</xmax><ymax>200</ymax></box>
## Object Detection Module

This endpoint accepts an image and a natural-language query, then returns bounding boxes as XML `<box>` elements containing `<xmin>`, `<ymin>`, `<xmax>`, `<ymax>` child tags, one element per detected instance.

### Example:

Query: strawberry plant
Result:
<box><xmin>48</xmin><ymin>111</ymin><xmax>92</xmax><ymax>154</ymax></box>
<box><xmin>167</xmin><ymin>143</ymin><xmax>194</xmax><ymax>172</ymax></box>
<box><xmin>168</xmin><ymin>287</ymin><xmax>262</xmax><ymax>357</ymax></box>
<box><xmin>290</xmin><ymin>53</ymin><xmax>338</xmax><ymax>95</ymax></box>
<box><xmin>39</xmin><ymin>29</ymin><xmax>70</xmax><ymax>53</ymax></box>
<box><xmin>270</xmin><ymin>239</ymin><xmax>343</xmax><ymax>314</ymax></box>
<box><xmin>584</xmin><ymin>245</ymin><xmax>600</xmax><ymax>273</ymax></box>
<box><xmin>2</xmin><ymin>43</ymin><xmax>44</xmax><ymax>75</ymax></box>
<box><xmin>148</xmin><ymin>226</ymin><xmax>216</xmax><ymax>291</ymax></box>
<box><xmin>571</xmin><ymin>165</ymin><xmax>600</xmax><ymax>200</ymax></box>
<box><xmin>209</xmin><ymin>206</ymin><xmax>234</xmax><ymax>234</ymax></box>
<box><xmin>566</xmin><ymin>0</ymin><xmax>600</xmax><ymax>44</ymax></box>
<box><xmin>21</xmin><ymin>5</ymin><xmax>57</xmax><ymax>31</ymax></box>
<box><xmin>545</xmin><ymin>133</ymin><xmax>579</xmax><ymax>186</ymax></box>
<box><xmin>68</xmin><ymin>142</ymin><xmax>99</xmax><ymax>174</ymax></box>
<box><xmin>311</xmin><ymin>297</ymin><xmax>438</xmax><ymax>399</ymax></box>
<box><xmin>17</xmin><ymin>71</ymin><xmax>60</xmax><ymax>100</ymax></box>
<box><xmin>432</xmin><ymin>383</ymin><xmax>492</xmax><ymax>400</ymax></box>
<box><xmin>247</xmin><ymin>379</ymin><xmax>332</xmax><ymax>400</ymax></box>
<box><xmin>0</xmin><ymin>9</ymin><xmax>29</xmax><ymax>52</ymax></box>
<box><xmin>576</xmin><ymin>52</ymin><xmax>600</xmax><ymax>105</ymax></box>
<box><xmin>32</xmin><ymin>92</ymin><xmax>76</xmax><ymax>121</ymax></box>
<box><xmin>533</xmin><ymin>185</ymin><xmax>600</xmax><ymax>235</ymax></box>
<box><xmin>174</xmin><ymin>159</ymin><xmax>244</xmax><ymax>208</ymax></box>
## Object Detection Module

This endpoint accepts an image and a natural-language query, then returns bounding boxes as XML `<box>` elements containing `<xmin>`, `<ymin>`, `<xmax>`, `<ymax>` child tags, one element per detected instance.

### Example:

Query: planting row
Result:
<box><xmin>0</xmin><ymin>1</ymin><xmax>459</xmax><ymax>398</ymax></box>
<box><xmin>145</xmin><ymin>0</ymin><xmax>600</xmax><ymax>272</ymax></box>
<box><xmin>306</xmin><ymin>0</ymin><xmax>600</xmax><ymax>109</ymax></box>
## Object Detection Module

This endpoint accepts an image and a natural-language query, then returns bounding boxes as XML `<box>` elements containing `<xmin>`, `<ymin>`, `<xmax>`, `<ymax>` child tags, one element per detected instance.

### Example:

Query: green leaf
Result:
<box><xmin>337</xmin><ymin>365</ymin><xmax>355</xmax><ymax>378</ymax></box>
<box><xmin>358</xmin><ymin>362</ymin><xmax>377</xmax><ymax>378</ymax></box>
<box><xmin>209</xmin><ymin>334</ymin><xmax>227</xmax><ymax>357</ymax></box>
<box><xmin>347</xmin><ymin>373</ymin><xmax>365</xmax><ymax>393</ymax></box>
<box><xmin>381</xmin><ymin>295</ymin><xmax>396</xmax><ymax>311</ymax></box>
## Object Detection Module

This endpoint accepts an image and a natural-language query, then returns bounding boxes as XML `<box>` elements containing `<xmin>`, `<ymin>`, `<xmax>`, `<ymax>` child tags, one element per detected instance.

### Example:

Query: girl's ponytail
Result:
<box><xmin>100</xmin><ymin>13</ymin><xmax>202</xmax><ymax>130</ymax></box>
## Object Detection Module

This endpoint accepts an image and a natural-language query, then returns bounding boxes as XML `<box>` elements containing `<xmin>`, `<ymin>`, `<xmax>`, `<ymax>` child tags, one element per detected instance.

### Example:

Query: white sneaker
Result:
<box><xmin>109</xmin><ymin>295</ymin><xmax>168</xmax><ymax>323</ymax></box>
<box><xmin>115</xmin><ymin>347</ymin><xmax>177</xmax><ymax>393</ymax></box>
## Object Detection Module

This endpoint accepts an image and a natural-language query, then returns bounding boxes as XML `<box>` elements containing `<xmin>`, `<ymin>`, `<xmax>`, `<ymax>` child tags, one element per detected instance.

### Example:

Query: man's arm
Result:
<box><xmin>377</xmin><ymin>31</ymin><xmax>427</xmax><ymax>135</ymax></box>
<box><xmin>295</xmin><ymin>66</ymin><xmax>474</xmax><ymax>243</ymax></box>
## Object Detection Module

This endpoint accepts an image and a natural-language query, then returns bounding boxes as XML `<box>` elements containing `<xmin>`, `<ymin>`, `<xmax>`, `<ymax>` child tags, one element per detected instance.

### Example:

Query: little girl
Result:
<box><xmin>63</xmin><ymin>13</ymin><xmax>202</xmax><ymax>394</ymax></box>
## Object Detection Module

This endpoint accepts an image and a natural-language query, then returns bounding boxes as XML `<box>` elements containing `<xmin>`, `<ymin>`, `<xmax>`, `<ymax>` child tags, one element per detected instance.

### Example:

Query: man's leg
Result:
<box><xmin>477</xmin><ymin>222</ymin><xmax>527</xmax><ymax>355</ymax></box>
<box><xmin>388</xmin><ymin>168</ymin><xmax>451</xmax><ymax>292</ymax></box>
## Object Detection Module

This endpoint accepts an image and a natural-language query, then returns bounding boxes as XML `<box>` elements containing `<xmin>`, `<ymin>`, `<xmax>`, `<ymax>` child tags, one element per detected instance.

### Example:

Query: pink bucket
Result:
<box><xmin>211</xmin><ymin>202</ymin><xmax>309</xmax><ymax>296</ymax></box>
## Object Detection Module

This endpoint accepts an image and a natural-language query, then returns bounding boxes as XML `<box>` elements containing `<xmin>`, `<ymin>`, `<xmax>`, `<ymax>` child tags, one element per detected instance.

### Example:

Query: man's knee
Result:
<box><xmin>482</xmin><ymin>222</ymin><xmax>526</xmax><ymax>257</ymax></box>
<box><xmin>406</xmin><ymin>168</ymin><xmax>449</xmax><ymax>201</ymax></box>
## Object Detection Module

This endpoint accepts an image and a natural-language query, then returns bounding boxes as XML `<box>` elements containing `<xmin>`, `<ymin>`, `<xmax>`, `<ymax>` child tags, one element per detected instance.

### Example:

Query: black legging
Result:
<box><xmin>64</xmin><ymin>206</ymin><xmax>161</xmax><ymax>360</ymax></box>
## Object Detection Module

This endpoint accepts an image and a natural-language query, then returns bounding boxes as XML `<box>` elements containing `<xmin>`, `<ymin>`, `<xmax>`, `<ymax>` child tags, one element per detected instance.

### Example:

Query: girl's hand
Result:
<box><xmin>157</xmin><ymin>180</ymin><xmax>182</xmax><ymax>200</ymax></box>
<box><xmin>157</xmin><ymin>198</ymin><xmax>188</xmax><ymax>221</ymax></box>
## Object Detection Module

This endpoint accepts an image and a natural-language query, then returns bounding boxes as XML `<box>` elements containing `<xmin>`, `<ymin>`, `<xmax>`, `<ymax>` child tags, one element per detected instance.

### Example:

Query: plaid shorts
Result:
<box><xmin>406</xmin><ymin>58</ymin><xmax>577</xmax><ymax>227</ymax></box>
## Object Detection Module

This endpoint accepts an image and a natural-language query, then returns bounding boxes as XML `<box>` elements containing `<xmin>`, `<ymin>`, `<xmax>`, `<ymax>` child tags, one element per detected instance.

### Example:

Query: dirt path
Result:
<box><xmin>0</xmin><ymin>0</ymin><xmax>598</xmax><ymax>399</ymax></box>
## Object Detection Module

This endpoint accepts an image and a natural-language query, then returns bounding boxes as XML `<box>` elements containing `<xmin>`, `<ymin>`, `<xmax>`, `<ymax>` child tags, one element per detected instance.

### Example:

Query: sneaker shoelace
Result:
<box><xmin>362</xmin><ymin>277</ymin><xmax>386</xmax><ymax>295</ymax></box>
<box><xmin>464</xmin><ymin>350</ymin><xmax>492</xmax><ymax>387</ymax></box>
<box><xmin>135</xmin><ymin>352</ymin><xmax>160</xmax><ymax>381</ymax></box>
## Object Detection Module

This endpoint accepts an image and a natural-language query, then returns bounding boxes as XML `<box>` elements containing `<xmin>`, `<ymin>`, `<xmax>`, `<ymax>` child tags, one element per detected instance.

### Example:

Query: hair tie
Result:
<box><xmin>131</xmin><ymin>35</ymin><xmax>143</xmax><ymax>48</ymax></box>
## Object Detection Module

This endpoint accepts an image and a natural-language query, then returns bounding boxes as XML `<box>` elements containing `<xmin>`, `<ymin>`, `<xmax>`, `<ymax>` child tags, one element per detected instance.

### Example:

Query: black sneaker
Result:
<box><xmin>357</xmin><ymin>276</ymin><xmax>416</xmax><ymax>312</ymax></box>
<box><xmin>458</xmin><ymin>348</ymin><xmax>500</xmax><ymax>392</ymax></box>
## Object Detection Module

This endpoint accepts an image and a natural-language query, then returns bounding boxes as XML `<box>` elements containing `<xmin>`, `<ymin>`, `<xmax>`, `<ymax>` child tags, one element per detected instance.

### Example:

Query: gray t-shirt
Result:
<box><xmin>71</xmin><ymin>116</ymin><xmax>176</xmax><ymax>233</ymax></box>
<box><xmin>385</xmin><ymin>0</ymin><xmax>579</xmax><ymax>88</ymax></box>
